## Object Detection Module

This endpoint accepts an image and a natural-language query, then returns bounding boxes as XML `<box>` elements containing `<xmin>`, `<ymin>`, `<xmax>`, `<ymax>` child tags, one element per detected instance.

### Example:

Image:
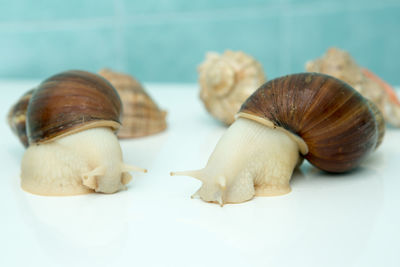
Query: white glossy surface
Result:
<box><xmin>1</xmin><ymin>81</ymin><xmax>400</xmax><ymax>267</ymax></box>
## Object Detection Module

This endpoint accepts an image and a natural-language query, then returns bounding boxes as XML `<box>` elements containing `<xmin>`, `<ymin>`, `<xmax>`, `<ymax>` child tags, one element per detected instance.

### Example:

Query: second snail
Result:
<box><xmin>8</xmin><ymin>70</ymin><xmax>147</xmax><ymax>196</ymax></box>
<box><xmin>172</xmin><ymin>73</ymin><xmax>384</xmax><ymax>206</ymax></box>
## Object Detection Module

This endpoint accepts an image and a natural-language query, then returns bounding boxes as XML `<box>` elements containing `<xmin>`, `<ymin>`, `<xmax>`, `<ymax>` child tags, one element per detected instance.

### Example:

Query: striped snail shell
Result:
<box><xmin>98</xmin><ymin>68</ymin><xmax>167</xmax><ymax>138</ymax></box>
<box><xmin>172</xmin><ymin>73</ymin><xmax>384</xmax><ymax>206</ymax></box>
<box><xmin>8</xmin><ymin>71</ymin><xmax>122</xmax><ymax>146</ymax></box>
<box><xmin>9</xmin><ymin>70</ymin><xmax>146</xmax><ymax>196</ymax></box>
<box><xmin>27</xmin><ymin>70</ymin><xmax>122</xmax><ymax>144</ymax></box>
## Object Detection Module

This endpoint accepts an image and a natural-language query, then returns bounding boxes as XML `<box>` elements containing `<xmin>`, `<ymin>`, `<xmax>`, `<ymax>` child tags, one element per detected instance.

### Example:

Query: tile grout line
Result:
<box><xmin>0</xmin><ymin>2</ymin><xmax>398</xmax><ymax>32</ymax></box>
<box><xmin>116</xmin><ymin>2</ymin><xmax>400</xmax><ymax>26</ymax></box>
<box><xmin>113</xmin><ymin>0</ymin><xmax>126</xmax><ymax>71</ymax></box>
<box><xmin>0</xmin><ymin>17</ymin><xmax>114</xmax><ymax>32</ymax></box>
<box><xmin>279</xmin><ymin>0</ymin><xmax>292</xmax><ymax>76</ymax></box>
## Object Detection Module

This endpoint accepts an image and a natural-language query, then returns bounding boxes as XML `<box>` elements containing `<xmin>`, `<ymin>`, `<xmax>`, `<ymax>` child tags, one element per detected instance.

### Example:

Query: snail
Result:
<box><xmin>171</xmin><ymin>73</ymin><xmax>384</xmax><ymax>206</ymax></box>
<box><xmin>306</xmin><ymin>47</ymin><xmax>400</xmax><ymax>127</ymax></box>
<box><xmin>198</xmin><ymin>50</ymin><xmax>266</xmax><ymax>125</ymax></box>
<box><xmin>8</xmin><ymin>70</ymin><xmax>146</xmax><ymax>196</ymax></box>
<box><xmin>98</xmin><ymin>69</ymin><xmax>167</xmax><ymax>138</ymax></box>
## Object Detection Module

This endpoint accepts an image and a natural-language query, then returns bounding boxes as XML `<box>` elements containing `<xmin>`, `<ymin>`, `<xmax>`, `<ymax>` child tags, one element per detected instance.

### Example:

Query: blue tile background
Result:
<box><xmin>0</xmin><ymin>0</ymin><xmax>399</xmax><ymax>84</ymax></box>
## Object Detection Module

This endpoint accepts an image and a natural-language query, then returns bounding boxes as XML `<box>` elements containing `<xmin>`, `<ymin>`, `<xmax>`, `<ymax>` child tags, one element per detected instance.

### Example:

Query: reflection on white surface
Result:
<box><xmin>0</xmin><ymin>83</ymin><xmax>399</xmax><ymax>267</ymax></box>
<box><xmin>16</xmin><ymin>193</ymin><xmax>130</xmax><ymax>265</ymax></box>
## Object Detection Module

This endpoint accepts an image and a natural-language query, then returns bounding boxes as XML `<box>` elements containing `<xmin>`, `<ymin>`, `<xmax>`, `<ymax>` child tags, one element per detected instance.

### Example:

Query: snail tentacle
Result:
<box><xmin>82</xmin><ymin>165</ymin><xmax>106</xmax><ymax>190</ymax></box>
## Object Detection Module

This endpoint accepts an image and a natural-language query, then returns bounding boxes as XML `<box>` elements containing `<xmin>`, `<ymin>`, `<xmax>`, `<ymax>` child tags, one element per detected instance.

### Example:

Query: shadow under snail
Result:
<box><xmin>8</xmin><ymin>70</ymin><xmax>147</xmax><ymax>196</ymax></box>
<box><xmin>171</xmin><ymin>73</ymin><xmax>385</xmax><ymax>206</ymax></box>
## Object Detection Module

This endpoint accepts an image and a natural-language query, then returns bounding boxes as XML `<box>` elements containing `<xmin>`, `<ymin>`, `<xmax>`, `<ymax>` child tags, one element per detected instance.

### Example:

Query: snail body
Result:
<box><xmin>22</xmin><ymin>127</ymin><xmax>136</xmax><ymax>195</ymax></box>
<box><xmin>172</xmin><ymin>73</ymin><xmax>383</xmax><ymax>205</ymax></box>
<box><xmin>12</xmin><ymin>70</ymin><xmax>146</xmax><ymax>196</ymax></box>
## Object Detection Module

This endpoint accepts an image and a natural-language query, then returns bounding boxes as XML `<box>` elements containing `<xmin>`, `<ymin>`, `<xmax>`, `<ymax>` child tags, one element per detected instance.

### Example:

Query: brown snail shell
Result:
<box><xmin>8</xmin><ymin>71</ymin><xmax>122</xmax><ymax>147</ymax></box>
<box><xmin>27</xmin><ymin>70</ymin><xmax>122</xmax><ymax>144</ymax></box>
<box><xmin>98</xmin><ymin>69</ymin><xmax>167</xmax><ymax>138</ymax></box>
<box><xmin>239</xmin><ymin>72</ymin><xmax>380</xmax><ymax>173</ymax></box>
<box><xmin>198</xmin><ymin>50</ymin><xmax>266</xmax><ymax>125</ymax></box>
<box><xmin>7</xmin><ymin>89</ymin><xmax>35</xmax><ymax>147</ymax></box>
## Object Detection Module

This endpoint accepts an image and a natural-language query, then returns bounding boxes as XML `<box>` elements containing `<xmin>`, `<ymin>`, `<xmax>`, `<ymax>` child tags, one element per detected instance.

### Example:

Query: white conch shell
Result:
<box><xmin>306</xmin><ymin>47</ymin><xmax>400</xmax><ymax>127</ymax></box>
<box><xmin>198</xmin><ymin>50</ymin><xmax>266</xmax><ymax>125</ymax></box>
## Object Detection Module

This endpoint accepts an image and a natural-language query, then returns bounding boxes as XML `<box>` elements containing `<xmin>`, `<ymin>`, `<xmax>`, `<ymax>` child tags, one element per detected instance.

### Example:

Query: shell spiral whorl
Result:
<box><xmin>239</xmin><ymin>73</ymin><xmax>380</xmax><ymax>173</ymax></box>
<box><xmin>203</xmin><ymin>59</ymin><xmax>235</xmax><ymax>96</ymax></box>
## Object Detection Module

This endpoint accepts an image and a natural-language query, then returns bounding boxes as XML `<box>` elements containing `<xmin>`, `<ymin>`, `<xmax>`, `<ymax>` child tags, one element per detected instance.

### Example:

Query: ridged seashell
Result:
<box><xmin>198</xmin><ymin>50</ymin><xmax>266</xmax><ymax>125</ymax></box>
<box><xmin>98</xmin><ymin>69</ymin><xmax>167</xmax><ymax>138</ymax></box>
<box><xmin>306</xmin><ymin>47</ymin><xmax>400</xmax><ymax>127</ymax></box>
<box><xmin>172</xmin><ymin>73</ymin><xmax>383</xmax><ymax>205</ymax></box>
